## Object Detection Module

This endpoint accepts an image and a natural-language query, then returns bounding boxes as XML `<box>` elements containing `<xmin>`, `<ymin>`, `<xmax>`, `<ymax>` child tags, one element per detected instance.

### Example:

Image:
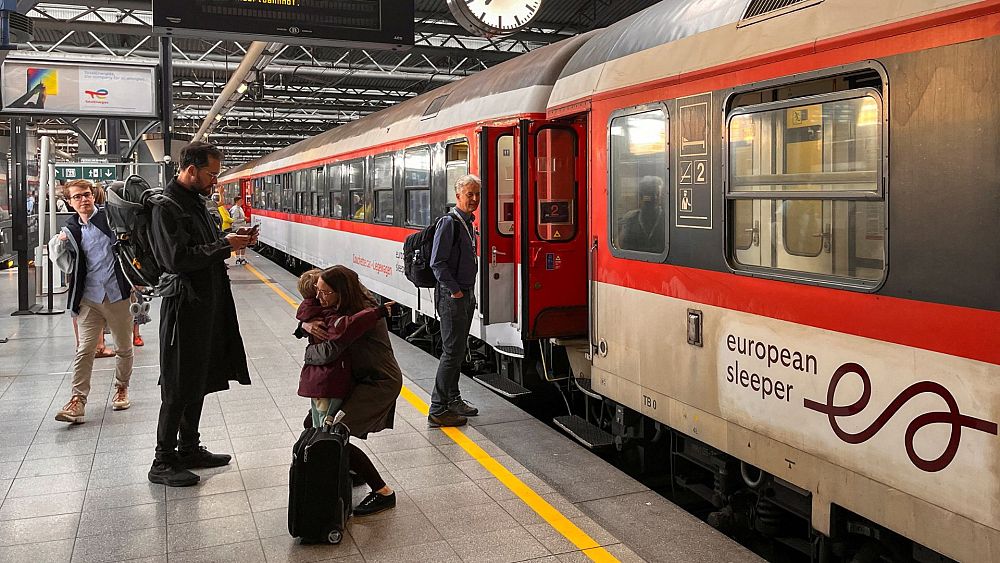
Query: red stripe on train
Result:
<box><xmin>595</xmin><ymin>260</ymin><xmax>1000</xmax><ymax>367</ymax></box>
<box><xmin>257</xmin><ymin>209</ymin><xmax>414</xmax><ymax>242</ymax></box>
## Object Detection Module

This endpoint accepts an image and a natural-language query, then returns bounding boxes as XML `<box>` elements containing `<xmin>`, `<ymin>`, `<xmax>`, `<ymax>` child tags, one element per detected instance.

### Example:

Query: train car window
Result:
<box><xmin>343</xmin><ymin>160</ymin><xmax>366</xmax><ymax>221</ymax></box>
<box><xmin>535</xmin><ymin>128</ymin><xmax>578</xmax><ymax>241</ymax></box>
<box><xmin>608</xmin><ymin>107</ymin><xmax>669</xmax><ymax>260</ymax></box>
<box><xmin>373</xmin><ymin>154</ymin><xmax>393</xmax><ymax>224</ymax></box>
<box><xmin>404</xmin><ymin>147</ymin><xmax>431</xmax><ymax>227</ymax></box>
<box><xmin>496</xmin><ymin>135</ymin><xmax>515</xmax><ymax>236</ymax></box>
<box><xmin>445</xmin><ymin>141</ymin><xmax>469</xmax><ymax>207</ymax></box>
<box><xmin>726</xmin><ymin>84</ymin><xmax>886</xmax><ymax>288</ymax></box>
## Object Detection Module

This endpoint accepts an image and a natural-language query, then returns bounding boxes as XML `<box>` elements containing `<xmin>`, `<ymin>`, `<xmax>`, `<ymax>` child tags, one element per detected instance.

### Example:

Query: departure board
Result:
<box><xmin>153</xmin><ymin>0</ymin><xmax>414</xmax><ymax>49</ymax></box>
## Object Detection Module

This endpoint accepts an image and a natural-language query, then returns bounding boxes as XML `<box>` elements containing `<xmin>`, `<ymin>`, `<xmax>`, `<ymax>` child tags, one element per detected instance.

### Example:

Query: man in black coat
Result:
<box><xmin>148</xmin><ymin>142</ymin><xmax>255</xmax><ymax>487</ymax></box>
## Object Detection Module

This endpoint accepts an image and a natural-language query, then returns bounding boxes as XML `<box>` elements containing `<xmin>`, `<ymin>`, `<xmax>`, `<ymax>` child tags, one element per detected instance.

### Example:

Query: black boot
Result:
<box><xmin>148</xmin><ymin>460</ymin><xmax>199</xmax><ymax>487</ymax></box>
<box><xmin>177</xmin><ymin>446</ymin><xmax>232</xmax><ymax>469</ymax></box>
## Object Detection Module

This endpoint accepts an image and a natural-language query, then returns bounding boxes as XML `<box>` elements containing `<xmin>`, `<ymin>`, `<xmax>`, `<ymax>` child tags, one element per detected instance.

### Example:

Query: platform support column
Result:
<box><xmin>11</xmin><ymin>117</ymin><xmax>39</xmax><ymax>316</ymax></box>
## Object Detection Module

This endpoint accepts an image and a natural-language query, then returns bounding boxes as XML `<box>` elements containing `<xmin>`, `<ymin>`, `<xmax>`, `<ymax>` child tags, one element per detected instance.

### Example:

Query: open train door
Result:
<box><xmin>519</xmin><ymin>120</ymin><xmax>588</xmax><ymax>339</ymax></box>
<box><xmin>239</xmin><ymin>177</ymin><xmax>253</xmax><ymax>206</ymax></box>
<box><xmin>478</xmin><ymin>126</ymin><xmax>517</xmax><ymax>325</ymax></box>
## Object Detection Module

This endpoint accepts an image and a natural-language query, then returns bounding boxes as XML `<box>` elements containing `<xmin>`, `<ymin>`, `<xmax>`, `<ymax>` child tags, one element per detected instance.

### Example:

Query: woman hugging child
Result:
<box><xmin>295</xmin><ymin>268</ymin><xmax>392</xmax><ymax>428</ymax></box>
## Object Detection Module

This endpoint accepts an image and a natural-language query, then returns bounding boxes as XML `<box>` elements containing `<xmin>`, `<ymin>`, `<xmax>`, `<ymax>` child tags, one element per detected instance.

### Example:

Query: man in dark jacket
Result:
<box><xmin>47</xmin><ymin>179</ymin><xmax>134</xmax><ymax>424</ymax></box>
<box><xmin>147</xmin><ymin>142</ymin><xmax>255</xmax><ymax>487</ymax></box>
<box><xmin>427</xmin><ymin>174</ymin><xmax>481</xmax><ymax>428</ymax></box>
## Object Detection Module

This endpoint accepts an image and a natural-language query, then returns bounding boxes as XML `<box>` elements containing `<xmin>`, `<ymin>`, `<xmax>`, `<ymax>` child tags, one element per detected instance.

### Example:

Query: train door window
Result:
<box><xmin>372</xmin><ymin>154</ymin><xmax>393</xmax><ymax>224</ymax></box>
<box><xmin>344</xmin><ymin>160</ymin><xmax>365</xmax><ymax>221</ymax></box>
<box><xmin>726</xmin><ymin>73</ymin><xmax>886</xmax><ymax>289</ymax></box>
<box><xmin>535</xmin><ymin>128</ymin><xmax>578</xmax><ymax>241</ymax></box>
<box><xmin>445</xmin><ymin>141</ymin><xmax>469</xmax><ymax>207</ymax></box>
<box><xmin>310</xmin><ymin>166</ymin><xmax>323</xmax><ymax>216</ymax></box>
<box><xmin>496</xmin><ymin>135</ymin><xmax>515</xmax><ymax>236</ymax></box>
<box><xmin>608</xmin><ymin>106</ymin><xmax>669</xmax><ymax>260</ymax></box>
<box><xmin>281</xmin><ymin>174</ymin><xmax>293</xmax><ymax>212</ymax></box>
<box><xmin>404</xmin><ymin>147</ymin><xmax>431</xmax><ymax>227</ymax></box>
<box><xmin>326</xmin><ymin>163</ymin><xmax>342</xmax><ymax>218</ymax></box>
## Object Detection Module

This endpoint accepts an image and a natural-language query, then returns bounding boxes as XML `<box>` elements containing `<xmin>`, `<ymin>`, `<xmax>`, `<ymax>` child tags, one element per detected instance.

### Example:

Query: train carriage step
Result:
<box><xmin>552</xmin><ymin>415</ymin><xmax>615</xmax><ymax>449</ymax></box>
<box><xmin>473</xmin><ymin>373</ymin><xmax>531</xmax><ymax>398</ymax></box>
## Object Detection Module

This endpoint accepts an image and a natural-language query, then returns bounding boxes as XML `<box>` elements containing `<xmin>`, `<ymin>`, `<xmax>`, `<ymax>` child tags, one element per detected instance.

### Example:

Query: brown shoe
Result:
<box><xmin>55</xmin><ymin>396</ymin><xmax>86</xmax><ymax>424</ymax></box>
<box><xmin>112</xmin><ymin>387</ymin><xmax>131</xmax><ymax>411</ymax></box>
<box><xmin>428</xmin><ymin>411</ymin><xmax>467</xmax><ymax>428</ymax></box>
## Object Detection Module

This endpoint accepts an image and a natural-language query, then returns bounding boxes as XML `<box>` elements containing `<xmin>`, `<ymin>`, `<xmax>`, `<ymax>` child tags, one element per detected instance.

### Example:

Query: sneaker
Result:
<box><xmin>177</xmin><ymin>446</ymin><xmax>232</xmax><ymax>469</ymax></box>
<box><xmin>448</xmin><ymin>399</ymin><xmax>479</xmax><ymax>417</ymax></box>
<box><xmin>55</xmin><ymin>396</ymin><xmax>85</xmax><ymax>424</ymax></box>
<box><xmin>354</xmin><ymin>491</ymin><xmax>396</xmax><ymax>516</ymax></box>
<box><xmin>133</xmin><ymin>335</ymin><xmax>144</xmax><ymax>347</ymax></box>
<box><xmin>148</xmin><ymin>460</ymin><xmax>200</xmax><ymax>487</ymax></box>
<box><xmin>112</xmin><ymin>387</ymin><xmax>131</xmax><ymax>411</ymax></box>
<box><xmin>427</xmin><ymin>411</ymin><xmax>467</xmax><ymax>428</ymax></box>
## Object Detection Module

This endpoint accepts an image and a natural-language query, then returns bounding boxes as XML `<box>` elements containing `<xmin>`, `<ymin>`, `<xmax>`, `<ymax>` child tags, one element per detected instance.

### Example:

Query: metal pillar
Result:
<box><xmin>159</xmin><ymin>36</ymin><xmax>174</xmax><ymax>186</ymax></box>
<box><xmin>10</xmin><ymin>117</ymin><xmax>39</xmax><ymax>316</ymax></box>
<box><xmin>36</xmin><ymin>136</ymin><xmax>63</xmax><ymax>316</ymax></box>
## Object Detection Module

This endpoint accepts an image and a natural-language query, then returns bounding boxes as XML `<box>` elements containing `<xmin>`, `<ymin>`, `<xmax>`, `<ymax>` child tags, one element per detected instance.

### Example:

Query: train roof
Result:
<box><xmin>221</xmin><ymin>32</ymin><xmax>594</xmax><ymax>179</ymax></box>
<box><xmin>549</xmin><ymin>0</ymin><xmax>973</xmax><ymax>108</ymax></box>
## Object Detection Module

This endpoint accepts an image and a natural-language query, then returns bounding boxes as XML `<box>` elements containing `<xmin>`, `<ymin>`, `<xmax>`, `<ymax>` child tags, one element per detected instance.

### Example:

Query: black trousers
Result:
<box><xmin>348</xmin><ymin>443</ymin><xmax>385</xmax><ymax>491</ymax></box>
<box><xmin>155</xmin><ymin>397</ymin><xmax>205</xmax><ymax>462</ymax></box>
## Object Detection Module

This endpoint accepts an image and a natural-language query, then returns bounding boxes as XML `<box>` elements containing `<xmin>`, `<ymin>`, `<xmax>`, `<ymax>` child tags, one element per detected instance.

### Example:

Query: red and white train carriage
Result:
<box><xmin>221</xmin><ymin>0</ymin><xmax>1000</xmax><ymax>560</ymax></box>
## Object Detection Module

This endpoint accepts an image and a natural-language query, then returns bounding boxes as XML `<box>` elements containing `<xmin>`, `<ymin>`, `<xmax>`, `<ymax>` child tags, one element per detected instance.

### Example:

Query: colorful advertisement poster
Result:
<box><xmin>1</xmin><ymin>60</ymin><xmax>157</xmax><ymax>117</ymax></box>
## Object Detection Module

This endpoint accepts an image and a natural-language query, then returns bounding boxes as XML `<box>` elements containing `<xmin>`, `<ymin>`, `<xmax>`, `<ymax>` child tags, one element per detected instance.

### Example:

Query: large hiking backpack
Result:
<box><xmin>402</xmin><ymin>213</ymin><xmax>458</xmax><ymax>288</ymax></box>
<box><xmin>104</xmin><ymin>175</ymin><xmax>181</xmax><ymax>293</ymax></box>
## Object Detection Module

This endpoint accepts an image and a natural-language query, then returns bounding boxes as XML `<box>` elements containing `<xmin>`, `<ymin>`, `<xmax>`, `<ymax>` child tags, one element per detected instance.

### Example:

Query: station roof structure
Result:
<box><xmin>4</xmin><ymin>0</ymin><xmax>663</xmax><ymax>166</ymax></box>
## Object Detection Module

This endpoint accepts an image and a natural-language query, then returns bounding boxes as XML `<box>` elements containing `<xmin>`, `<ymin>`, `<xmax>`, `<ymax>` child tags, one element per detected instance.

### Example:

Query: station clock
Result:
<box><xmin>446</xmin><ymin>0</ymin><xmax>543</xmax><ymax>37</ymax></box>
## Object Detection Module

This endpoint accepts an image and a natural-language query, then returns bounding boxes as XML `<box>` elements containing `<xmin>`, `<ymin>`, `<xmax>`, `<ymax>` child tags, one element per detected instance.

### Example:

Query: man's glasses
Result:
<box><xmin>69</xmin><ymin>192</ymin><xmax>94</xmax><ymax>202</ymax></box>
<box><xmin>200</xmin><ymin>167</ymin><xmax>220</xmax><ymax>180</ymax></box>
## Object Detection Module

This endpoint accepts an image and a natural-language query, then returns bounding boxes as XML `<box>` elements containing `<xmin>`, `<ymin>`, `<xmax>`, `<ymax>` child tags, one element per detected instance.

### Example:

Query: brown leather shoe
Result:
<box><xmin>427</xmin><ymin>411</ymin><xmax>467</xmax><ymax>428</ymax></box>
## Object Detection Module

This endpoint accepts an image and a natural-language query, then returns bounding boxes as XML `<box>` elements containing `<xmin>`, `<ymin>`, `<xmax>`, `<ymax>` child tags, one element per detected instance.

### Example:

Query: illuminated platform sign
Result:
<box><xmin>153</xmin><ymin>0</ymin><xmax>414</xmax><ymax>50</ymax></box>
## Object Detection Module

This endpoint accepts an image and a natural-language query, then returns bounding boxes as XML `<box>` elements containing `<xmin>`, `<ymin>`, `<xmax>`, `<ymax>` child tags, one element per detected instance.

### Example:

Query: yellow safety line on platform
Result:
<box><xmin>244</xmin><ymin>262</ymin><xmax>619</xmax><ymax>563</ymax></box>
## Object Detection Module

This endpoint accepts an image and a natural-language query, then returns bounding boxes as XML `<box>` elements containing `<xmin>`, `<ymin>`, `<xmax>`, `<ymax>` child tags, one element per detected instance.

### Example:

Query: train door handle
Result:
<box><xmin>744</xmin><ymin>220</ymin><xmax>760</xmax><ymax>247</ymax></box>
<box><xmin>812</xmin><ymin>225</ymin><xmax>832</xmax><ymax>253</ymax></box>
<box><xmin>491</xmin><ymin>246</ymin><xmax>507</xmax><ymax>266</ymax></box>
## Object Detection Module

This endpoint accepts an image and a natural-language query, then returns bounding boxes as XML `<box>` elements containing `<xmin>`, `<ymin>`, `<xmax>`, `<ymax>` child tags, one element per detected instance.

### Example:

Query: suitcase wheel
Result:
<box><xmin>327</xmin><ymin>530</ymin><xmax>343</xmax><ymax>544</ymax></box>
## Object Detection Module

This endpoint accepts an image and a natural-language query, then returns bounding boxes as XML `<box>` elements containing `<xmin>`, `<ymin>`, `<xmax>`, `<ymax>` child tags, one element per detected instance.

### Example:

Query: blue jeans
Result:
<box><xmin>429</xmin><ymin>286</ymin><xmax>475</xmax><ymax>416</ymax></box>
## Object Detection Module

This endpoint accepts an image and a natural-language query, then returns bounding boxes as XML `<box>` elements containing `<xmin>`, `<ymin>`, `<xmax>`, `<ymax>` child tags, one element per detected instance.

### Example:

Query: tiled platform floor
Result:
<box><xmin>0</xmin><ymin>257</ymin><xmax>761</xmax><ymax>563</ymax></box>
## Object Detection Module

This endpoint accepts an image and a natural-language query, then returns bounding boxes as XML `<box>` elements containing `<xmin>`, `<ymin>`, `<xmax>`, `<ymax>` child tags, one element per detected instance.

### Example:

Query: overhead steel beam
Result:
<box><xmin>8</xmin><ymin>48</ymin><xmax>463</xmax><ymax>83</ymax></box>
<box><xmin>193</xmin><ymin>40</ymin><xmax>270</xmax><ymax>141</ymax></box>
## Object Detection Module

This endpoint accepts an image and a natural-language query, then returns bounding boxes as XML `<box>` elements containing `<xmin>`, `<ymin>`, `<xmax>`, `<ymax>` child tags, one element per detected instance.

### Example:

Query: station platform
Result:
<box><xmin>0</xmin><ymin>254</ymin><xmax>762</xmax><ymax>563</ymax></box>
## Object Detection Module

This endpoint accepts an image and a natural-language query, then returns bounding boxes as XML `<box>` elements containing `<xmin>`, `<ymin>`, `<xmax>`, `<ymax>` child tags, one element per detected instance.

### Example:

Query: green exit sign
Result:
<box><xmin>55</xmin><ymin>165</ymin><xmax>117</xmax><ymax>182</ymax></box>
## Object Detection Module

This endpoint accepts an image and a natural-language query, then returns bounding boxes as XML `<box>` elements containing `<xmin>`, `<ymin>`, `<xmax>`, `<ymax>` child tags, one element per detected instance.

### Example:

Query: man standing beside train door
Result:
<box><xmin>428</xmin><ymin>174</ymin><xmax>482</xmax><ymax>428</ymax></box>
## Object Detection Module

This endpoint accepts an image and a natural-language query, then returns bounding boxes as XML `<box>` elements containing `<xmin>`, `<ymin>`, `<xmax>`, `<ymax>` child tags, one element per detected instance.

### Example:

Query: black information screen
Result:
<box><xmin>154</xmin><ymin>0</ymin><xmax>413</xmax><ymax>48</ymax></box>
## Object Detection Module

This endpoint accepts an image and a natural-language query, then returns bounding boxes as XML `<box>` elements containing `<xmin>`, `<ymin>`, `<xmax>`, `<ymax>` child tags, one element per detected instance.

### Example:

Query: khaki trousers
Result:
<box><xmin>71</xmin><ymin>297</ymin><xmax>134</xmax><ymax>401</ymax></box>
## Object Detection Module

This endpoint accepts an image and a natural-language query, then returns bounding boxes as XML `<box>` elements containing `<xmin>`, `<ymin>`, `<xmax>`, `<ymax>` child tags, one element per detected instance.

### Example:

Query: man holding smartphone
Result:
<box><xmin>147</xmin><ymin>142</ymin><xmax>255</xmax><ymax>487</ymax></box>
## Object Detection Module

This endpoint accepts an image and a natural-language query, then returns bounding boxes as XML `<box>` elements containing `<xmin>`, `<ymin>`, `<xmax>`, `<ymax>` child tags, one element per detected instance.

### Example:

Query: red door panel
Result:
<box><xmin>521</xmin><ymin>121</ymin><xmax>588</xmax><ymax>339</ymax></box>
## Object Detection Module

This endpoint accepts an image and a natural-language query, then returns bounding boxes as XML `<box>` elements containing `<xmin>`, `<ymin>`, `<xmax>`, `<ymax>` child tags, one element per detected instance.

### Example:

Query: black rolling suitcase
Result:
<box><xmin>288</xmin><ymin>422</ymin><xmax>352</xmax><ymax>544</ymax></box>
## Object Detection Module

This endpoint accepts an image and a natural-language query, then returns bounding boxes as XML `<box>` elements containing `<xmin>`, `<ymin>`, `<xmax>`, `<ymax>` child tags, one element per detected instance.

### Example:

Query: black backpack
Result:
<box><xmin>403</xmin><ymin>213</ymin><xmax>458</xmax><ymax>288</ymax></box>
<box><xmin>104</xmin><ymin>175</ymin><xmax>182</xmax><ymax>293</ymax></box>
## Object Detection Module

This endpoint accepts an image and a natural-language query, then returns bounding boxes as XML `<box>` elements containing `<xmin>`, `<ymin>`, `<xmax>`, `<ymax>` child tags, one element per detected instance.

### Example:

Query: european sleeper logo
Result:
<box><xmin>84</xmin><ymin>89</ymin><xmax>109</xmax><ymax>100</ymax></box>
<box><xmin>26</xmin><ymin>68</ymin><xmax>59</xmax><ymax>96</ymax></box>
